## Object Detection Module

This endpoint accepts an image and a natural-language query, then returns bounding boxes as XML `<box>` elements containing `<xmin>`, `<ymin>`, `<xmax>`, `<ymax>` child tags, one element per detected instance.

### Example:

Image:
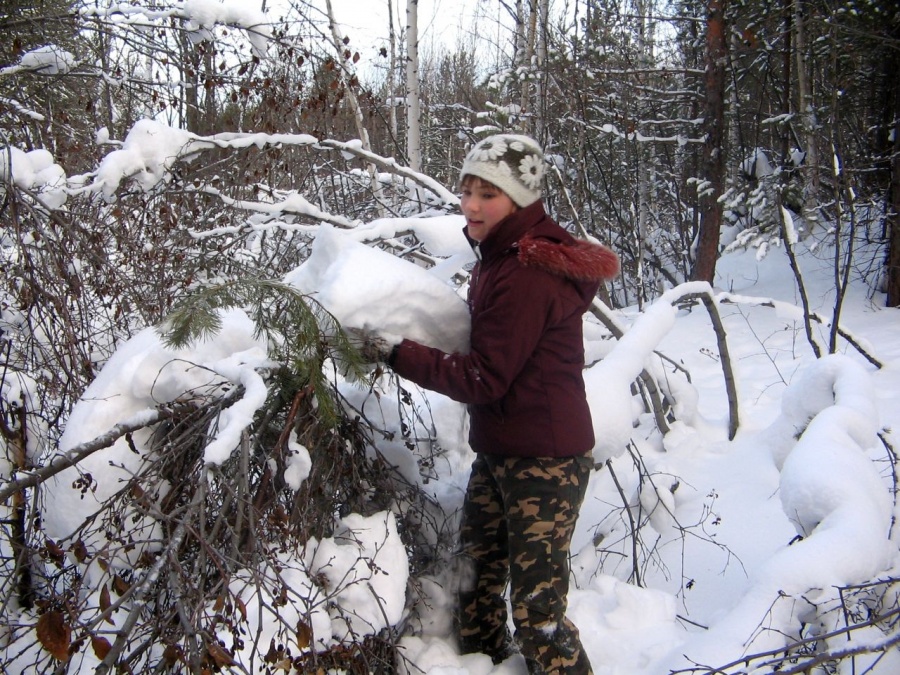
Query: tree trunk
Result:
<box><xmin>691</xmin><ymin>0</ymin><xmax>728</xmax><ymax>283</ymax></box>
<box><xmin>180</xmin><ymin>30</ymin><xmax>201</xmax><ymax>132</ymax></box>
<box><xmin>324</xmin><ymin>0</ymin><xmax>384</xmax><ymax>211</ymax></box>
<box><xmin>888</xmin><ymin>75</ymin><xmax>900</xmax><ymax>307</ymax></box>
<box><xmin>532</xmin><ymin>0</ymin><xmax>549</xmax><ymax>140</ymax></box>
<box><xmin>516</xmin><ymin>0</ymin><xmax>537</xmax><ymax>133</ymax></box>
<box><xmin>887</xmin><ymin>12</ymin><xmax>900</xmax><ymax>307</ymax></box>
<box><xmin>405</xmin><ymin>0</ymin><xmax>422</xmax><ymax>173</ymax></box>
<box><xmin>388</xmin><ymin>0</ymin><xmax>399</xmax><ymax>142</ymax></box>
<box><xmin>793</xmin><ymin>0</ymin><xmax>820</xmax><ymax>231</ymax></box>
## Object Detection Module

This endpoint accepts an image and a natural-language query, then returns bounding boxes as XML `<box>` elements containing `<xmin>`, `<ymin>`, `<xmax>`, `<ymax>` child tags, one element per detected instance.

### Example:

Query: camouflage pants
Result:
<box><xmin>456</xmin><ymin>454</ymin><xmax>593</xmax><ymax>675</ymax></box>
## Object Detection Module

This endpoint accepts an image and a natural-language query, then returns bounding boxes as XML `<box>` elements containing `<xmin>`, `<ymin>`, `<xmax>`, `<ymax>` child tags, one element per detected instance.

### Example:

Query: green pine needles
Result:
<box><xmin>158</xmin><ymin>278</ymin><xmax>372</xmax><ymax>427</ymax></box>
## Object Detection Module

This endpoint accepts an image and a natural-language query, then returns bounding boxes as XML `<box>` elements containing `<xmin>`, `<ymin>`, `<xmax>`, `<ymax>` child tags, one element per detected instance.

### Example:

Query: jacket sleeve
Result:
<box><xmin>390</xmin><ymin>260</ymin><xmax>567</xmax><ymax>405</ymax></box>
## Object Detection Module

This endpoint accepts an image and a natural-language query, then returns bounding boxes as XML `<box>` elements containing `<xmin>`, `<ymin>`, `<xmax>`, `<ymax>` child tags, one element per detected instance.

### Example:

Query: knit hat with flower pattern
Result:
<box><xmin>460</xmin><ymin>134</ymin><xmax>545</xmax><ymax>207</ymax></box>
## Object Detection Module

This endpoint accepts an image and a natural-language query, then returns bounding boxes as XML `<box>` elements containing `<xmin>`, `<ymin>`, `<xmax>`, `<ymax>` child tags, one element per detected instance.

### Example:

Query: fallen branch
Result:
<box><xmin>717</xmin><ymin>293</ymin><xmax>884</xmax><ymax>368</ymax></box>
<box><xmin>0</xmin><ymin>403</ymin><xmax>197</xmax><ymax>503</ymax></box>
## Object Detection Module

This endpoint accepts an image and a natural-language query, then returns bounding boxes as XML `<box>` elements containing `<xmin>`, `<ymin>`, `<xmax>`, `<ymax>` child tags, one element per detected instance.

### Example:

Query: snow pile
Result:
<box><xmin>309</xmin><ymin>511</ymin><xmax>410</xmax><ymax>641</ymax></box>
<box><xmin>43</xmin><ymin>310</ymin><xmax>270</xmax><ymax>555</ymax></box>
<box><xmin>286</xmin><ymin>225</ymin><xmax>472</xmax><ymax>353</ymax></box>
<box><xmin>775</xmin><ymin>355</ymin><xmax>892</xmax><ymax>582</ymax></box>
<box><xmin>231</xmin><ymin>511</ymin><xmax>409</xmax><ymax>656</ymax></box>
<box><xmin>667</xmin><ymin>353</ymin><xmax>894</xmax><ymax>671</ymax></box>
<box><xmin>351</xmin><ymin>213</ymin><xmax>475</xmax><ymax>282</ymax></box>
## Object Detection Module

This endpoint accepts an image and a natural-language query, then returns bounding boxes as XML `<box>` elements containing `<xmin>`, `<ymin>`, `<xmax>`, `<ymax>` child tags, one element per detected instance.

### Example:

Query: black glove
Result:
<box><xmin>344</xmin><ymin>327</ymin><xmax>395</xmax><ymax>364</ymax></box>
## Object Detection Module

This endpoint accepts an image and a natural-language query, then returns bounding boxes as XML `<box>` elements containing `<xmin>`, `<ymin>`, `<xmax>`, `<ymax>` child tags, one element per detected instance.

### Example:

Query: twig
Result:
<box><xmin>0</xmin><ymin>404</ymin><xmax>196</xmax><ymax>503</ymax></box>
<box><xmin>606</xmin><ymin>457</ymin><xmax>642</xmax><ymax>587</ymax></box>
<box><xmin>94</xmin><ymin>485</ymin><xmax>202</xmax><ymax>674</ymax></box>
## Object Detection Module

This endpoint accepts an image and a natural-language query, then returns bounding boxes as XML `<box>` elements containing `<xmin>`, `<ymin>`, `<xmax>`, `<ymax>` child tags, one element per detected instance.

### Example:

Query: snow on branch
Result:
<box><xmin>717</xmin><ymin>292</ymin><xmax>884</xmax><ymax>368</ymax></box>
<box><xmin>79</xmin><ymin>0</ymin><xmax>273</xmax><ymax>59</ymax></box>
<box><xmin>0</xmin><ymin>405</ymin><xmax>191</xmax><ymax>503</ymax></box>
<box><xmin>0</xmin><ymin>46</ymin><xmax>77</xmax><ymax>77</ymax></box>
<box><xmin>587</xmin><ymin>281</ymin><xmax>739</xmax><ymax>462</ymax></box>
<box><xmin>76</xmin><ymin>121</ymin><xmax>458</xmax><ymax>209</ymax></box>
<box><xmin>0</xmin><ymin>96</ymin><xmax>45</xmax><ymax>121</ymax></box>
<box><xmin>316</xmin><ymin>139</ymin><xmax>459</xmax><ymax>206</ymax></box>
<box><xmin>195</xmin><ymin>185</ymin><xmax>358</xmax><ymax>231</ymax></box>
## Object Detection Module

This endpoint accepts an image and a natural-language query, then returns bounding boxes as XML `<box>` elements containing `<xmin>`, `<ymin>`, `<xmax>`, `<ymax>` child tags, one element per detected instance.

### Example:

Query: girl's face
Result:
<box><xmin>460</xmin><ymin>177</ymin><xmax>518</xmax><ymax>243</ymax></box>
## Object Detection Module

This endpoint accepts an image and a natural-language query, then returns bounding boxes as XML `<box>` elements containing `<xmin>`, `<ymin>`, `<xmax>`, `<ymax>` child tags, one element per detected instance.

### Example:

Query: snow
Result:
<box><xmin>90</xmin><ymin>119</ymin><xmax>202</xmax><ymax>199</ymax></box>
<box><xmin>284</xmin><ymin>435</ymin><xmax>313</xmax><ymax>490</ymax></box>
<box><xmin>286</xmin><ymin>224</ymin><xmax>472</xmax><ymax>353</ymax></box>
<box><xmin>586</xmin><ymin>296</ymin><xmax>678</xmax><ymax>463</ymax></box>
<box><xmin>0</xmin><ymin>146</ymin><xmax>68</xmax><ymax>209</ymax></box>
<box><xmin>228</xmin><ymin>510</ymin><xmax>408</xmax><ymax>657</ymax></box>
<box><xmin>27</xmin><ymin>213</ymin><xmax>900</xmax><ymax>673</ymax></box>
<box><xmin>76</xmin><ymin>1</ymin><xmax>272</xmax><ymax>58</ymax></box>
<box><xmin>182</xmin><ymin>0</ymin><xmax>272</xmax><ymax>59</ymax></box>
<box><xmin>42</xmin><ymin>309</ymin><xmax>271</xmax><ymax>559</ymax></box>
<box><xmin>0</xmin><ymin>45</ymin><xmax>77</xmax><ymax>76</ymax></box>
<box><xmin>309</xmin><ymin>511</ymin><xmax>410</xmax><ymax>641</ymax></box>
<box><xmin>3</xmin><ymin>26</ymin><xmax>900</xmax><ymax>666</ymax></box>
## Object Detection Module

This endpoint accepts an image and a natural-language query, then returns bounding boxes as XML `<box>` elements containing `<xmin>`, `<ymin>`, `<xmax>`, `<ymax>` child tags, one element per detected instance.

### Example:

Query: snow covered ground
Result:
<box><xmin>30</xmin><ymin>216</ymin><xmax>900</xmax><ymax>674</ymax></box>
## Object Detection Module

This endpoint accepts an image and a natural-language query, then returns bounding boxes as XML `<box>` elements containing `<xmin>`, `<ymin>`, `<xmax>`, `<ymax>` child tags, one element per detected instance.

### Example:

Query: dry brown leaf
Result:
<box><xmin>71</xmin><ymin>539</ymin><xmax>89</xmax><ymax>563</ymax></box>
<box><xmin>112</xmin><ymin>575</ymin><xmax>129</xmax><ymax>596</ymax></box>
<box><xmin>297</xmin><ymin>620</ymin><xmax>311</xmax><ymax>650</ymax></box>
<box><xmin>99</xmin><ymin>585</ymin><xmax>111</xmax><ymax>613</ymax></box>
<box><xmin>206</xmin><ymin>642</ymin><xmax>235</xmax><ymax>667</ymax></box>
<box><xmin>163</xmin><ymin>644</ymin><xmax>184</xmax><ymax>666</ymax></box>
<box><xmin>236</xmin><ymin>597</ymin><xmax>247</xmax><ymax>622</ymax></box>
<box><xmin>91</xmin><ymin>635</ymin><xmax>112</xmax><ymax>660</ymax></box>
<box><xmin>44</xmin><ymin>538</ymin><xmax>64</xmax><ymax>562</ymax></box>
<box><xmin>36</xmin><ymin>611</ymin><xmax>70</xmax><ymax>661</ymax></box>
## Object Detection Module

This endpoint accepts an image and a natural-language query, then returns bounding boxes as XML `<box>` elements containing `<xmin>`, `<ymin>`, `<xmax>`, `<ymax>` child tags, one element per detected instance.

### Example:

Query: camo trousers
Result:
<box><xmin>456</xmin><ymin>453</ymin><xmax>593</xmax><ymax>675</ymax></box>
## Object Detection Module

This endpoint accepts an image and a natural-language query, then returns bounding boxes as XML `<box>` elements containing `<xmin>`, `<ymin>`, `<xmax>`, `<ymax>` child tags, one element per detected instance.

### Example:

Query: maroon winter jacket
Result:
<box><xmin>390</xmin><ymin>200</ymin><xmax>620</xmax><ymax>458</ymax></box>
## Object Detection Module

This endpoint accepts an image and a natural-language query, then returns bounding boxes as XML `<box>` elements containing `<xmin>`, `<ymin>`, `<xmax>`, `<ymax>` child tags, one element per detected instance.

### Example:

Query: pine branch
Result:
<box><xmin>157</xmin><ymin>278</ymin><xmax>373</xmax><ymax>427</ymax></box>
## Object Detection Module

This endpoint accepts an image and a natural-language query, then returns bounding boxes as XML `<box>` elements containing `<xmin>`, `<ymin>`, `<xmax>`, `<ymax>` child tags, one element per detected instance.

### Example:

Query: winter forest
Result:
<box><xmin>2</xmin><ymin>0</ymin><xmax>900</xmax><ymax>673</ymax></box>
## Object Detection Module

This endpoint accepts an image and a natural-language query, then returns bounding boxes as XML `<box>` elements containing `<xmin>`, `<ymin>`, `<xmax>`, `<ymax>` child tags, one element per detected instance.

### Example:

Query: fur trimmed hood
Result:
<box><xmin>517</xmin><ymin>234</ymin><xmax>620</xmax><ymax>282</ymax></box>
<box><xmin>467</xmin><ymin>200</ymin><xmax>620</xmax><ymax>286</ymax></box>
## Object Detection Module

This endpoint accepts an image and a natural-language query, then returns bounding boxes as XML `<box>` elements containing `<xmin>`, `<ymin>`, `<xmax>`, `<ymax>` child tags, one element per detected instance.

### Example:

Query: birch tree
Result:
<box><xmin>405</xmin><ymin>0</ymin><xmax>422</xmax><ymax>174</ymax></box>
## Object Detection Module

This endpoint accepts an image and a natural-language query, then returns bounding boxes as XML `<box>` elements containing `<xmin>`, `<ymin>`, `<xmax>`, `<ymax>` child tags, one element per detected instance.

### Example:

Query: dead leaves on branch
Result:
<box><xmin>36</xmin><ymin>611</ymin><xmax>70</xmax><ymax>661</ymax></box>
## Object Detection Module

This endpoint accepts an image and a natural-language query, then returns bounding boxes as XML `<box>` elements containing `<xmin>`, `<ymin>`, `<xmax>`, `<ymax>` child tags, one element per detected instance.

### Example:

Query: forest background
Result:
<box><xmin>2</xmin><ymin>0</ymin><xmax>900</xmax><ymax>673</ymax></box>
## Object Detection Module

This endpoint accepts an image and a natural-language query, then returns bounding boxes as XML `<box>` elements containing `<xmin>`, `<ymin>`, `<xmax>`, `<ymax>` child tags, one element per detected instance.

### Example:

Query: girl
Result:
<box><xmin>357</xmin><ymin>134</ymin><xmax>619</xmax><ymax>674</ymax></box>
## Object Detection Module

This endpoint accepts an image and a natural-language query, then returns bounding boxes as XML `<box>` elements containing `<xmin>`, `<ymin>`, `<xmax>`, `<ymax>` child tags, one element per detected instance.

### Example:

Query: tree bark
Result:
<box><xmin>888</xmin><ymin>15</ymin><xmax>900</xmax><ymax>307</ymax></box>
<box><xmin>890</xmin><ymin>147</ymin><xmax>900</xmax><ymax>307</ymax></box>
<box><xmin>692</xmin><ymin>0</ymin><xmax>728</xmax><ymax>283</ymax></box>
<box><xmin>793</xmin><ymin>0</ymin><xmax>820</xmax><ymax>231</ymax></box>
<box><xmin>405</xmin><ymin>0</ymin><xmax>422</xmax><ymax>173</ymax></box>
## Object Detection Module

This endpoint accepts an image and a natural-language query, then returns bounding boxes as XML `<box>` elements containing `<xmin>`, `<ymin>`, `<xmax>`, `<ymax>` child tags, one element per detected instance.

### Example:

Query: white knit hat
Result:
<box><xmin>460</xmin><ymin>134</ymin><xmax>545</xmax><ymax>207</ymax></box>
